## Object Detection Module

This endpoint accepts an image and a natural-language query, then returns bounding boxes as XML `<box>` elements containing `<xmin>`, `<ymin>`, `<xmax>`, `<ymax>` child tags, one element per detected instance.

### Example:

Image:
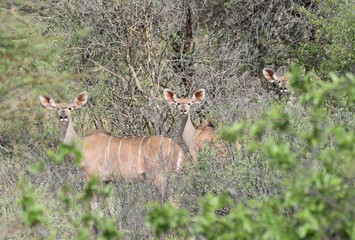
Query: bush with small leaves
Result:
<box><xmin>146</xmin><ymin>69</ymin><xmax>355</xmax><ymax>239</ymax></box>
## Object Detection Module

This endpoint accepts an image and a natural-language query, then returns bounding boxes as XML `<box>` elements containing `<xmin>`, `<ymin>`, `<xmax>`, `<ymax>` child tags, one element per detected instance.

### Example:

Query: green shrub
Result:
<box><xmin>146</xmin><ymin>69</ymin><xmax>355</xmax><ymax>239</ymax></box>
<box><xmin>296</xmin><ymin>0</ymin><xmax>355</xmax><ymax>78</ymax></box>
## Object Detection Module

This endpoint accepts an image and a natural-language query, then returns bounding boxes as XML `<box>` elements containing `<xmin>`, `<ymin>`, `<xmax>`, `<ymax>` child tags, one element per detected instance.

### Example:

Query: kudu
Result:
<box><xmin>262</xmin><ymin>68</ymin><xmax>290</xmax><ymax>99</ymax></box>
<box><xmin>164</xmin><ymin>88</ymin><xmax>240</xmax><ymax>162</ymax></box>
<box><xmin>39</xmin><ymin>92</ymin><xmax>184</xmax><ymax>213</ymax></box>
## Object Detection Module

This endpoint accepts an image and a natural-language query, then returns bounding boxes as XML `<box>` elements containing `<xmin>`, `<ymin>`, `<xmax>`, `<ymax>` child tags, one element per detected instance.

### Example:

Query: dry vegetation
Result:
<box><xmin>1</xmin><ymin>0</ymin><xmax>354</xmax><ymax>239</ymax></box>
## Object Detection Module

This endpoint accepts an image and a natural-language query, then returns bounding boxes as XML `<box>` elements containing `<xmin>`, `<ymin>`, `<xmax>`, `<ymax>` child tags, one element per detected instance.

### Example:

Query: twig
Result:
<box><xmin>88</xmin><ymin>58</ymin><xmax>128</xmax><ymax>83</ymax></box>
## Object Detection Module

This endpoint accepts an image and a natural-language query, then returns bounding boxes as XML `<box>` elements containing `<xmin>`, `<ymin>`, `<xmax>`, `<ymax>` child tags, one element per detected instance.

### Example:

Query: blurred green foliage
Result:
<box><xmin>18</xmin><ymin>180</ymin><xmax>47</xmax><ymax>227</ymax></box>
<box><xmin>20</xmin><ymin>141</ymin><xmax>123</xmax><ymax>239</ymax></box>
<box><xmin>0</xmin><ymin>1</ymin><xmax>70</xmax><ymax>124</ymax></box>
<box><xmin>146</xmin><ymin>202</ymin><xmax>189</xmax><ymax>238</ymax></box>
<box><xmin>47</xmin><ymin>142</ymin><xmax>83</xmax><ymax>165</ymax></box>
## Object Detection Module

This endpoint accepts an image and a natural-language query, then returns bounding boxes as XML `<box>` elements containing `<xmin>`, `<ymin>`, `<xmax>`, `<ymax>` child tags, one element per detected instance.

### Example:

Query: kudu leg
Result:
<box><xmin>90</xmin><ymin>194</ymin><xmax>100</xmax><ymax>235</ymax></box>
<box><xmin>105</xmin><ymin>194</ymin><xmax>116</xmax><ymax>217</ymax></box>
<box><xmin>91</xmin><ymin>195</ymin><xmax>116</xmax><ymax>218</ymax></box>
<box><xmin>153</xmin><ymin>173</ymin><xmax>169</xmax><ymax>202</ymax></box>
<box><xmin>90</xmin><ymin>193</ymin><xmax>99</xmax><ymax>212</ymax></box>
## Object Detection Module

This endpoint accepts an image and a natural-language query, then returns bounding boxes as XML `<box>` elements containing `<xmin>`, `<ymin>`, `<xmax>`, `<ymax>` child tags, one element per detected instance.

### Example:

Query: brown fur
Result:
<box><xmin>39</xmin><ymin>92</ymin><xmax>185</xmax><ymax>211</ymax></box>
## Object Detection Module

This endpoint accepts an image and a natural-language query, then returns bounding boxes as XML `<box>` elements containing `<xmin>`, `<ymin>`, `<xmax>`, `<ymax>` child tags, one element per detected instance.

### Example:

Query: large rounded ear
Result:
<box><xmin>73</xmin><ymin>92</ymin><xmax>88</xmax><ymax>109</ymax></box>
<box><xmin>262</xmin><ymin>68</ymin><xmax>278</xmax><ymax>83</ymax></box>
<box><xmin>163</xmin><ymin>89</ymin><xmax>178</xmax><ymax>104</ymax></box>
<box><xmin>39</xmin><ymin>95</ymin><xmax>57</xmax><ymax>109</ymax></box>
<box><xmin>191</xmin><ymin>89</ymin><xmax>205</xmax><ymax>103</ymax></box>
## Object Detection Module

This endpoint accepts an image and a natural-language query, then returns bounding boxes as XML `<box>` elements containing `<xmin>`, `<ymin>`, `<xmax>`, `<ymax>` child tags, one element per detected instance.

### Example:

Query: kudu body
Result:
<box><xmin>39</xmin><ymin>92</ymin><xmax>184</xmax><ymax>212</ymax></box>
<box><xmin>164</xmin><ymin>89</ymin><xmax>239</xmax><ymax>162</ymax></box>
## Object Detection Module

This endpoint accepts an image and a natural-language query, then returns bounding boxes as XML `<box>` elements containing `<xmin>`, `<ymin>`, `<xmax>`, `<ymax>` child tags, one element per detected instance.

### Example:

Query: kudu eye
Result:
<box><xmin>177</xmin><ymin>103</ymin><xmax>180</xmax><ymax>106</ymax></box>
<box><xmin>188</xmin><ymin>103</ymin><xmax>191</xmax><ymax>106</ymax></box>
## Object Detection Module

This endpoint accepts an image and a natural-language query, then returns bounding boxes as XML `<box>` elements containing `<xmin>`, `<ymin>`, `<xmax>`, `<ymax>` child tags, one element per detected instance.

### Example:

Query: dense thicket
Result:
<box><xmin>1</xmin><ymin>0</ymin><xmax>354</xmax><ymax>239</ymax></box>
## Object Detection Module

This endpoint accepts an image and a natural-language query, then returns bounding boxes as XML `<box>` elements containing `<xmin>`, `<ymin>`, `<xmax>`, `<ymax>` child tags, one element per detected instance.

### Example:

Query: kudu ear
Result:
<box><xmin>262</xmin><ymin>68</ymin><xmax>278</xmax><ymax>83</ymax></box>
<box><xmin>192</xmin><ymin>89</ymin><xmax>205</xmax><ymax>103</ymax></box>
<box><xmin>163</xmin><ymin>89</ymin><xmax>178</xmax><ymax>104</ymax></box>
<box><xmin>39</xmin><ymin>95</ymin><xmax>57</xmax><ymax>109</ymax></box>
<box><xmin>73</xmin><ymin>92</ymin><xmax>88</xmax><ymax>109</ymax></box>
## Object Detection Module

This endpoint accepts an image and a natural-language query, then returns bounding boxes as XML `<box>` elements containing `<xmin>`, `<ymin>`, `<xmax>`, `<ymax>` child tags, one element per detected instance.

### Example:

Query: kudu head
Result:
<box><xmin>163</xmin><ymin>88</ymin><xmax>206</xmax><ymax>116</ymax></box>
<box><xmin>39</xmin><ymin>92</ymin><xmax>89</xmax><ymax>124</ymax></box>
<box><xmin>262</xmin><ymin>68</ymin><xmax>289</xmax><ymax>97</ymax></box>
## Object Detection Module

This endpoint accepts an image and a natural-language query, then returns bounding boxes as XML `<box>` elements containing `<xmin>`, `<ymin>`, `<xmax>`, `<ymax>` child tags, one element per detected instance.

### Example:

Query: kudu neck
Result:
<box><xmin>59</xmin><ymin>116</ymin><xmax>80</xmax><ymax>144</ymax></box>
<box><xmin>179</xmin><ymin>114</ymin><xmax>197</xmax><ymax>149</ymax></box>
